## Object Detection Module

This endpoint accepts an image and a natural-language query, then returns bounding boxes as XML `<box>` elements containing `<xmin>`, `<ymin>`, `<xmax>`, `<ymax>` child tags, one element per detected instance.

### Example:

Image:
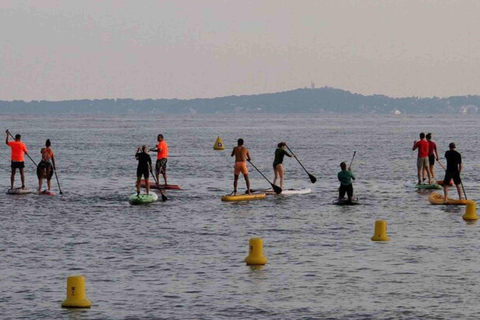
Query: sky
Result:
<box><xmin>1</xmin><ymin>0</ymin><xmax>480</xmax><ymax>101</ymax></box>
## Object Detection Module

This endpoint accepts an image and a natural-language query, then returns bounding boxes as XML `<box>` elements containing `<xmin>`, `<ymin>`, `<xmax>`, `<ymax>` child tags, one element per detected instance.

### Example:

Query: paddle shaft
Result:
<box><xmin>7</xmin><ymin>130</ymin><xmax>38</xmax><ymax>167</ymax></box>
<box><xmin>150</xmin><ymin>168</ymin><xmax>167</xmax><ymax>201</ymax></box>
<box><xmin>349</xmin><ymin>151</ymin><xmax>356</xmax><ymax>169</ymax></box>
<box><xmin>247</xmin><ymin>160</ymin><xmax>282</xmax><ymax>194</ymax></box>
<box><xmin>54</xmin><ymin>169</ymin><xmax>63</xmax><ymax>194</ymax></box>
<box><xmin>285</xmin><ymin>144</ymin><xmax>316</xmax><ymax>183</ymax></box>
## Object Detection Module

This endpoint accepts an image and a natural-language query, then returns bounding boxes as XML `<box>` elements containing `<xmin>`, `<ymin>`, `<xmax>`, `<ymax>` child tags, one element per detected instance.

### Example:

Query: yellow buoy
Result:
<box><xmin>213</xmin><ymin>136</ymin><xmax>225</xmax><ymax>150</ymax></box>
<box><xmin>61</xmin><ymin>275</ymin><xmax>91</xmax><ymax>308</ymax></box>
<box><xmin>463</xmin><ymin>200</ymin><xmax>478</xmax><ymax>221</ymax></box>
<box><xmin>371</xmin><ymin>220</ymin><xmax>390</xmax><ymax>241</ymax></box>
<box><xmin>245</xmin><ymin>238</ymin><xmax>268</xmax><ymax>265</ymax></box>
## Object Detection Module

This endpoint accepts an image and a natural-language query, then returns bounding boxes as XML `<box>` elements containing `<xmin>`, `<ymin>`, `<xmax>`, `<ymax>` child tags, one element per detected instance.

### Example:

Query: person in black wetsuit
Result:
<box><xmin>272</xmin><ymin>142</ymin><xmax>293</xmax><ymax>189</ymax></box>
<box><xmin>135</xmin><ymin>145</ymin><xmax>153</xmax><ymax>196</ymax></box>
<box><xmin>443</xmin><ymin>142</ymin><xmax>463</xmax><ymax>200</ymax></box>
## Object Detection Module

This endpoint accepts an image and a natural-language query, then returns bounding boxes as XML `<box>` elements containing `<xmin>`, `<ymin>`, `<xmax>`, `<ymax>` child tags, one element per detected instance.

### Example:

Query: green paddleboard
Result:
<box><xmin>129</xmin><ymin>193</ymin><xmax>158</xmax><ymax>205</ymax></box>
<box><xmin>415</xmin><ymin>183</ymin><xmax>442</xmax><ymax>190</ymax></box>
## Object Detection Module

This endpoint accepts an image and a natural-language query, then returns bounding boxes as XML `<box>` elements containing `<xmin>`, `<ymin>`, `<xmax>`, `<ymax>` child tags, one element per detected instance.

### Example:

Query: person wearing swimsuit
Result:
<box><xmin>37</xmin><ymin>139</ymin><xmax>56</xmax><ymax>191</ymax></box>
<box><xmin>272</xmin><ymin>142</ymin><xmax>293</xmax><ymax>189</ymax></box>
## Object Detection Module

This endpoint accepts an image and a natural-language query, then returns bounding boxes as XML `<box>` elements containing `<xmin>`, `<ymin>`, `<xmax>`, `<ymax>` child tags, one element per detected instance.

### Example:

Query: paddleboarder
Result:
<box><xmin>5</xmin><ymin>130</ymin><xmax>29</xmax><ymax>190</ymax></box>
<box><xmin>231</xmin><ymin>138</ymin><xmax>251</xmax><ymax>195</ymax></box>
<box><xmin>425</xmin><ymin>133</ymin><xmax>439</xmax><ymax>180</ymax></box>
<box><xmin>443</xmin><ymin>142</ymin><xmax>463</xmax><ymax>201</ymax></box>
<box><xmin>136</xmin><ymin>145</ymin><xmax>153</xmax><ymax>196</ymax></box>
<box><xmin>412</xmin><ymin>132</ymin><xmax>432</xmax><ymax>185</ymax></box>
<box><xmin>150</xmin><ymin>134</ymin><xmax>168</xmax><ymax>185</ymax></box>
<box><xmin>272</xmin><ymin>142</ymin><xmax>293</xmax><ymax>189</ymax></box>
<box><xmin>37</xmin><ymin>139</ymin><xmax>56</xmax><ymax>191</ymax></box>
<box><xmin>338</xmin><ymin>161</ymin><xmax>356</xmax><ymax>202</ymax></box>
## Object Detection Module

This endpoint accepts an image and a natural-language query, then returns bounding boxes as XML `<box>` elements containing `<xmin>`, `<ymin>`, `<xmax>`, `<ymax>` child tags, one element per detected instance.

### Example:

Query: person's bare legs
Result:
<box><xmin>162</xmin><ymin>172</ymin><xmax>167</xmax><ymax>185</ymax></box>
<box><xmin>47</xmin><ymin>178</ymin><xmax>51</xmax><ymax>191</ymax></box>
<box><xmin>244</xmin><ymin>174</ymin><xmax>250</xmax><ymax>194</ymax></box>
<box><xmin>11</xmin><ymin>168</ymin><xmax>16</xmax><ymax>189</ymax></box>
<box><xmin>136</xmin><ymin>177</ymin><xmax>141</xmax><ymax>196</ymax></box>
<box><xmin>145</xmin><ymin>177</ymin><xmax>150</xmax><ymax>195</ymax></box>
<box><xmin>443</xmin><ymin>185</ymin><xmax>448</xmax><ymax>201</ymax></box>
<box><xmin>456</xmin><ymin>184</ymin><xmax>463</xmax><ymax>199</ymax></box>
<box><xmin>426</xmin><ymin>165</ymin><xmax>432</xmax><ymax>184</ymax></box>
<box><xmin>273</xmin><ymin>166</ymin><xmax>279</xmax><ymax>186</ymax></box>
<box><xmin>417</xmin><ymin>166</ymin><xmax>422</xmax><ymax>184</ymax></box>
<box><xmin>278</xmin><ymin>164</ymin><xmax>285</xmax><ymax>189</ymax></box>
<box><xmin>20</xmin><ymin>168</ymin><xmax>25</xmax><ymax>188</ymax></box>
<box><xmin>233</xmin><ymin>174</ymin><xmax>239</xmax><ymax>195</ymax></box>
<box><xmin>38</xmin><ymin>177</ymin><xmax>43</xmax><ymax>191</ymax></box>
<box><xmin>430</xmin><ymin>164</ymin><xmax>435</xmax><ymax>181</ymax></box>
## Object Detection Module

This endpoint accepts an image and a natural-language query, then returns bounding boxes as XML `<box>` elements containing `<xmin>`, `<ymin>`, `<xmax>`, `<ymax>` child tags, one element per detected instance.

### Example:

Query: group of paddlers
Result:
<box><xmin>412</xmin><ymin>132</ymin><xmax>464</xmax><ymax>200</ymax></box>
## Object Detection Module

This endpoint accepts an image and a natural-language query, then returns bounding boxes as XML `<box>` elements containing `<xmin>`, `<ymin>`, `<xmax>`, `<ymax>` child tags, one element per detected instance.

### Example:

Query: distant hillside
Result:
<box><xmin>1</xmin><ymin>87</ymin><xmax>479</xmax><ymax>114</ymax></box>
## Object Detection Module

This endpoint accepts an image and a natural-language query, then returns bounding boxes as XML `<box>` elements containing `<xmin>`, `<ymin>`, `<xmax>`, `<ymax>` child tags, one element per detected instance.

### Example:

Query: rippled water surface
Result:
<box><xmin>1</xmin><ymin>113</ymin><xmax>480</xmax><ymax>319</ymax></box>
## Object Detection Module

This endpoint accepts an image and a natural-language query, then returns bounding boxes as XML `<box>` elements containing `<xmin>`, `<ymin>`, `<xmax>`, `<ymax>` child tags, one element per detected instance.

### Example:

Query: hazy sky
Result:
<box><xmin>1</xmin><ymin>0</ymin><xmax>480</xmax><ymax>101</ymax></box>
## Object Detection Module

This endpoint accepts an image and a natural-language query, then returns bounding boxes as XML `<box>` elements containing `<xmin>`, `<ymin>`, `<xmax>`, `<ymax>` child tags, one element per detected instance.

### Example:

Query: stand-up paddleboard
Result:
<box><xmin>129</xmin><ymin>192</ymin><xmax>158</xmax><ymax>205</ymax></box>
<box><xmin>139</xmin><ymin>180</ymin><xmax>181</xmax><ymax>190</ymax></box>
<box><xmin>415</xmin><ymin>183</ymin><xmax>442</xmax><ymax>190</ymax></box>
<box><xmin>429</xmin><ymin>192</ymin><xmax>467</xmax><ymax>205</ymax></box>
<box><xmin>437</xmin><ymin>180</ymin><xmax>453</xmax><ymax>186</ymax></box>
<box><xmin>221</xmin><ymin>193</ymin><xmax>266</xmax><ymax>202</ymax></box>
<box><xmin>333</xmin><ymin>198</ymin><xmax>360</xmax><ymax>205</ymax></box>
<box><xmin>262</xmin><ymin>188</ymin><xmax>312</xmax><ymax>196</ymax></box>
<box><xmin>6</xmin><ymin>188</ymin><xmax>34</xmax><ymax>195</ymax></box>
<box><xmin>38</xmin><ymin>189</ymin><xmax>55</xmax><ymax>196</ymax></box>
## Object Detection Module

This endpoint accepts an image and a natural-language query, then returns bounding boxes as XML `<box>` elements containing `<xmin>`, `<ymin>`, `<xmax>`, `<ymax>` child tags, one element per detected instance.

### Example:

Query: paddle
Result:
<box><xmin>150</xmin><ymin>169</ymin><xmax>167</xmax><ymax>201</ymax></box>
<box><xmin>53</xmin><ymin>168</ymin><xmax>63</xmax><ymax>195</ymax></box>
<box><xmin>349</xmin><ymin>151</ymin><xmax>356</xmax><ymax>169</ymax></box>
<box><xmin>285</xmin><ymin>144</ymin><xmax>316</xmax><ymax>183</ymax></box>
<box><xmin>6</xmin><ymin>130</ymin><xmax>38</xmax><ymax>167</ymax></box>
<box><xmin>461</xmin><ymin>179</ymin><xmax>468</xmax><ymax>200</ymax></box>
<box><xmin>247</xmin><ymin>160</ymin><xmax>282</xmax><ymax>194</ymax></box>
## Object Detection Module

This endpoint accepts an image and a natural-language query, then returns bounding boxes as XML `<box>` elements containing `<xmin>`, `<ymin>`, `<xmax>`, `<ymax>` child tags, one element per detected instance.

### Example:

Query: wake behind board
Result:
<box><xmin>415</xmin><ymin>183</ymin><xmax>442</xmax><ymax>190</ymax></box>
<box><xmin>333</xmin><ymin>198</ymin><xmax>360</xmax><ymax>206</ymax></box>
<box><xmin>221</xmin><ymin>193</ymin><xmax>266</xmax><ymax>202</ymax></box>
<box><xmin>129</xmin><ymin>192</ymin><xmax>158</xmax><ymax>205</ymax></box>
<box><xmin>6</xmin><ymin>188</ymin><xmax>34</xmax><ymax>195</ymax></box>
<box><xmin>140</xmin><ymin>180</ymin><xmax>181</xmax><ymax>190</ymax></box>
<box><xmin>263</xmin><ymin>188</ymin><xmax>312</xmax><ymax>196</ymax></box>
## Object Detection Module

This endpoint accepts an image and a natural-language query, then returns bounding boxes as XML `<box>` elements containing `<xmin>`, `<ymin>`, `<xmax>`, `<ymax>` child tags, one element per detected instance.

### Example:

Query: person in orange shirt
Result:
<box><xmin>5</xmin><ymin>130</ymin><xmax>29</xmax><ymax>190</ymax></box>
<box><xmin>150</xmin><ymin>134</ymin><xmax>169</xmax><ymax>185</ymax></box>
<box><xmin>37</xmin><ymin>139</ymin><xmax>56</xmax><ymax>191</ymax></box>
<box><xmin>231</xmin><ymin>138</ymin><xmax>251</xmax><ymax>195</ymax></box>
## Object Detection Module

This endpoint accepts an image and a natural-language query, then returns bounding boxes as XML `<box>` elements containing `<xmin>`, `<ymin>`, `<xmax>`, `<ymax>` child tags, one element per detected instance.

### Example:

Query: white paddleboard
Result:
<box><xmin>6</xmin><ymin>188</ymin><xmax>34</xmax><ymax>195</ymax></box>
<box><xmin>264</xmin><ymin>188</ymin><xmax>312</xmax><ymax>196</ymax></box>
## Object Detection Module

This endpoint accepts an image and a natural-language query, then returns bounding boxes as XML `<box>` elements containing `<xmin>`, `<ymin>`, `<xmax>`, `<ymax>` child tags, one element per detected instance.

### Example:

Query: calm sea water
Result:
<box><xmin>1</xmin><ymin>113</ymin><xmax>480</xmax><ymax>319</ymax></box>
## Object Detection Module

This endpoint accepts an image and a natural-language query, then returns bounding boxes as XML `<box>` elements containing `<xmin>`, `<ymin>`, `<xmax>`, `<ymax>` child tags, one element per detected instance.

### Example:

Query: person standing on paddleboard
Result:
<box><xmin>443</xmin><ymin>142</ymin><xmax>463</xmax><ymax>201</ymax></box>
<box><xmin>272</xmin><ymin>142</ymin><xmax>293</xmax><ymax>189</ymax></box>
<box><xmin>231</xmin><ymin>138</ymin><xmax>251</xmax><ymax>195</ymax></box>
<box><xmin>412</xmin><ymin>132</ymin><xmax>433</xmax><ymax>185</ymax></box>
<box><xmin>425</xmin><ymin>133</ymin><xmax>439</xmax><ymax>180</ymax></box>
<box><xmin>5</xmin><ymin>130</ymin><xmax>29</xmax><ymax>190</ymax></box>
<box><xmin>150</xmin><ymin>134</ymin><xmax>168</xmax><ymax>185</ymax></box>
<box><xmin>338</xmin><ymin>161</ymin><xmax>356</xmax><ymax>202</ymax></box>
<box><xmin>136</xmin><ymin>145</ymin><xmax>153</xmax><ymax>196</ymax></box>
<box><xmin>37</xmin><ymin>139</ymin><xmax>56</xmax><ymax>191</ymax></box>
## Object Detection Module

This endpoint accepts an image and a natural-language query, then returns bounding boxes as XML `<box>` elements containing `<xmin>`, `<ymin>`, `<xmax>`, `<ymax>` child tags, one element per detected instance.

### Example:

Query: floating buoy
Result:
<box><xmin>213</xmin><ymin>136</ymin><xmax>225</xmax><ymax>150</ymax></box>
<box><xmin>371</xmin><ymin>220</ymin><xmax>390</xmax><ymax>241</ymax></box>
<box><xmin>245</xmin><ymin>238</ymin><xmax>267</xmax><ymax>265</ymax></box>
<box><xmin>463</xmin><ymin>200</ymin><xmax>478</xmax><ymax>221</ymax></box>
<box><xmin>61</xmin><ymin>275</ymin><xmax>91</xmax><ymax>308</ymax></box>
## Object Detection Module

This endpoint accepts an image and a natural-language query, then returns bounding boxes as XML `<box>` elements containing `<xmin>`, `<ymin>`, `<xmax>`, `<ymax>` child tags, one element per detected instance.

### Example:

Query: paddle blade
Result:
<box><xmin>272</xmin><ymin>184</ymin><xmax>282</xmax><ymax>194</ymax></box>
<box><xmin>309</xmin><ymin>173</ymin><xmax>317</xmax><ymax>184</ymax></box>
<box><xmin>161</xmin><ymin>193</ymin><xmax>167</xmax><ymax>202</ymax></box>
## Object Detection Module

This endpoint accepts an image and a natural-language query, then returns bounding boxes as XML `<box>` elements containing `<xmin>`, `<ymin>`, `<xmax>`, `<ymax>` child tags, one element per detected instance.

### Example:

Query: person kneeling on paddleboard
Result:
<box><xmin>37</xmin><ymin>139</ymin><xmax>56</xmax><ymax>192</ymax></box>
<box><xmin>135</xmin><ymin>145</ymin><xmax>153</xmax><ymax>196</ymax></box>
<box><xmin>5</xmin><ymin>130</ymin><xmax>29</xmax><ymax>190</ymax></box>
<box><xmin>338</xmin><ymin>161</ymin><xmax>356</xmax><ymax>203</ymax></box>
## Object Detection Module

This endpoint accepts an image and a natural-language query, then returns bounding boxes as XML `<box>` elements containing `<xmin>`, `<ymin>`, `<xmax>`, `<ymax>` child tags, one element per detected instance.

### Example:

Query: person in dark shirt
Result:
<box><xmin>272</xmin><ymin>142</ymin><xmax>293</xmax><ymax>189</ymax></box>
<box><xmin>135</xmin><ymin>145</ymin><xmax>153</xmax><ymax>196</ymax></box>
<box><xmin>443</xmin><ymin>142</ymin><xmax>463</xmax><ymax>200</ymax></box>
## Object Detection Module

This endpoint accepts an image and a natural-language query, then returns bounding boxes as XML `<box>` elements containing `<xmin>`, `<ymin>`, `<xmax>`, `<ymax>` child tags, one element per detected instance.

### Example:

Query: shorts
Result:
<box><xmin>155</xmin><ymin>158</ymin><xmax>167</xmax><ymax>175</ymax></box>
<box><xmin>234</xmin><ymin>162</ymin><xmax>248</xmax><ymax>175</ymax></box>
<box><xmin>11</xmin><ymin>161</ymin><xmax>25</xmax><ymax>169</ymax></box>
<box><xmin>428</xmin><ymin>155</ymin><xmax>435</xmax><ymax>166</ymax></box>
<box><xmin>417</xmin><ymin>157</ymin><xmax>429</xmax><ymax>169</ymax></box>
<box><xmin>137</xmin><ymin>167</ymin><xmax>149</xmax><ymax>179</ymax></box>
<box><xmin>339</xmin><ymin>184</ymin><xmax>353</xmax><ymax>199</ymax></box>
<box><xmin>37</xmin><ymin>161</ymin><xmax>53</xmax><ymax>179</ymax></box>
<box><xmin>444</xmin><ymin>171</ymin><xmax>461</xmax><ymax>186</ymax></box>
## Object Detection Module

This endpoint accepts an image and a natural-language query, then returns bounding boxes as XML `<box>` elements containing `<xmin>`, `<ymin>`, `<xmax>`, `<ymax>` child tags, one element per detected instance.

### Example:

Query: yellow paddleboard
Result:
<box><xmin>429</xmin><ymin>192</ymin><xmax>468</xmax><ymax>205</ymax></box>
<box><xmin>221</xmin><ymin>193</ymin><xmax>266</xmax><ymax>202</ymax></box>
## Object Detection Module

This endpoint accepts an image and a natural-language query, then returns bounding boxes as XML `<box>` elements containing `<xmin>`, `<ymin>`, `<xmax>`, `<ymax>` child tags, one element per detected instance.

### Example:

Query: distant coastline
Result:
<box><xmin>1</xmin><ymin>87</ymin><xmax>479</xmax><ymax>114</ymax></box>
